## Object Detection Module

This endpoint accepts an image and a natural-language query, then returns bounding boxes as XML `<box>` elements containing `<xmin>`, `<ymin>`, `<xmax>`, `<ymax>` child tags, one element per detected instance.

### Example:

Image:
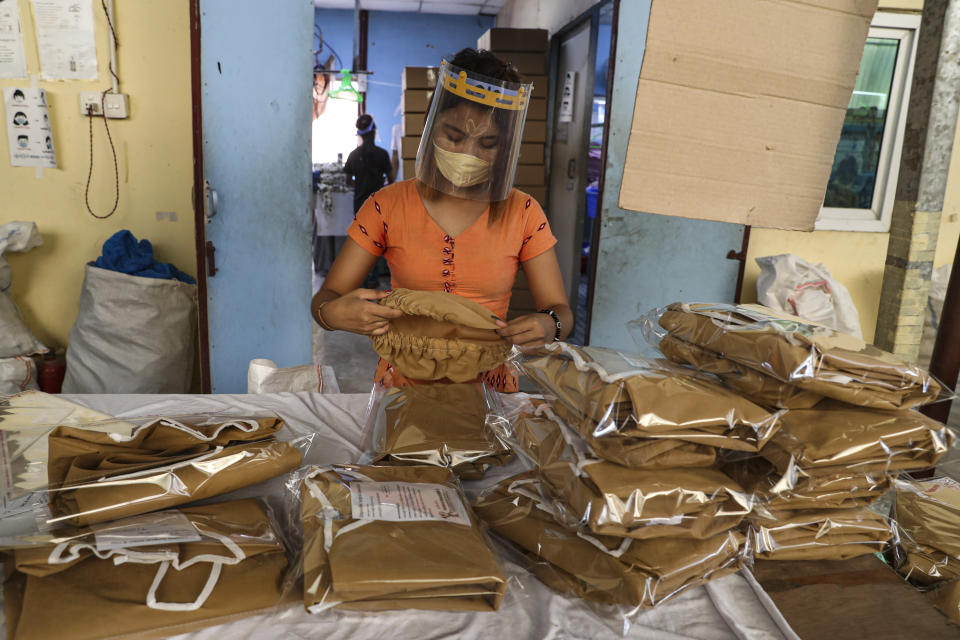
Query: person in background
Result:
<box><xmin>312</xmin><ymin>48</ymin><xmax>572</xmax><ymax>392</ymax></box>
<box><xmin>344</xmin><ymin>114</ymin><xmax>395</xmax><ymax>213</ymax></box>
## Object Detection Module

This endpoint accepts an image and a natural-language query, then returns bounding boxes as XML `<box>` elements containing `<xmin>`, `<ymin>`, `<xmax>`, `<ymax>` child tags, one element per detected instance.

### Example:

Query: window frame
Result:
<box><xmin>814</xmin><ymin>12</ymin><xmax>921</xmax><ymax>233</ymax></box>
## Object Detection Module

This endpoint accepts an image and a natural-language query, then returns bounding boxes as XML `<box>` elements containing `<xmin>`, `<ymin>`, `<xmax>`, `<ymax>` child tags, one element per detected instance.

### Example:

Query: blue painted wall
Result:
<box><xmin>315</xmin><ymin>9</ymin><xmax>494</xmax><ymax>161</ymax></box>
<box><xmin>589</xmin><ymin>0</ymin><xmax>745</xmax><ymax>355</ymax></box>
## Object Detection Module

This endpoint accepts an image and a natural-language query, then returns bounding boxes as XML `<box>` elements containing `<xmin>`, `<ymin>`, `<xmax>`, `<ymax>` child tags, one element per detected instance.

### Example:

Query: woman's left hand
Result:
<box><xmin>494</xmin><ymin>313</ymin><xmax>556</xmax><ymax>347</ymax></box>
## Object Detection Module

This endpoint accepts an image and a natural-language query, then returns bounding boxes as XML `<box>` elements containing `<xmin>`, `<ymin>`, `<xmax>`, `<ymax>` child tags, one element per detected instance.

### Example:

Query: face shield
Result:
<box><xmin>415</xmin><ymin>61</ymin><xmax>533</xmax><ymax>202</ymax></box>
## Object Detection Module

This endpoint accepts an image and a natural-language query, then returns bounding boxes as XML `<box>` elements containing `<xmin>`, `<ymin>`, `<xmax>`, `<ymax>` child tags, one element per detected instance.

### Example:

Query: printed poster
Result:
<box><xmin>5</xmin><ymin>87</ymin><xmax>56</xmax><ymax>168</ymax></box>
<box><xmin>31</xmin><ymin>0</ymin><xmax>97</xmax><ymax>80</ymax></box>
<box><xmin>0</xmin><ymin>0</ymin><xmax>27</xmax><ymax>78</ymax></box>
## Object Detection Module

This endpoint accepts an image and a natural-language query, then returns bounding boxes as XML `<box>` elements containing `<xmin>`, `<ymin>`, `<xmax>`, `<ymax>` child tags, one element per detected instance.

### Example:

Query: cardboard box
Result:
<box><xmin>525</xmin><ymin>76</ymin><xmax>548</xmax><ymax>96</ymax></box>
<box><xmin>618</xmin><ymin>0</ymin><xmax>877</xmax><ymax>230</ymax></box>
<box><xmin>518</xmin><ymin>143</ymin><xmax>544</xmax><ymax>165</ymax></box>
<box><xmin>518</xmin><ymin>185</ymin><xmax>547</xmax><ymax>204</ymax></box>
<box><xmin>401</xmin><ymin>89</ymin><xmax>433</xmax><ymax>114</ymax></box>
<box><xmin>402</xmin><ymin>159</ymin><xmax>416</xmax><ymax>180</ymax></box>
<box><xmin>401</xmin><ymin>136</ymin><xmax>421</xmax><ymax>160</ymax></box>
<box><xmin>522</xmin><ymin>120</ymin><xmax>546</xmax><ymax>144</ymax></box>
<box><xmin>402</xmin><ymin>66</ymin><xmax>439</xmax><ymax>91</ymax></box>
<box><xmin>478</xmin><ymin>28</ymin><xmax>548</xmax><ymax>52</ymax></box>
<box><xmin>527</xmin><ymin>97</ymin><xmax>547</xmax><ymax>121</ymax></box>
<box><xmin>501</xmin><ymin>52</ymin><xmax>547</xmax><ymax>76</ymax></box>
<box><xmin>402</xmin><ymin>112</ymin><xmax>425</xmax><ymax>138</ymax></box>
<box><xmin>514</xmin><ymin>165</ymin><xmax>546</xmax><ymax>186</ymax></box>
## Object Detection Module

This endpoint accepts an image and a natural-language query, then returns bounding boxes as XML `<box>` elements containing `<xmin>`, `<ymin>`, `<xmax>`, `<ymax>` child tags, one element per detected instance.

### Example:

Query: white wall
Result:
<box><xmin>495</xmin><ymin>0</ymin><xmax>599</xmax><ymax>35</ymax></box>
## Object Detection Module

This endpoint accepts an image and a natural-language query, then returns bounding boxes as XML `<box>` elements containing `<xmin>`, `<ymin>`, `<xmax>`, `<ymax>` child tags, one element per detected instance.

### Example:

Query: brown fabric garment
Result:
<box><xmin>658</xmin><ymin>333</ymin><xmax>823</xmax><ymax>409</ymax></box>
<box><xmin>540</xmin><ymin>461</ymin><xmax>749</xmax><ymax>539</ymax></box>
<box><xmin>301</xmin><ymin>464</ymin><xmax>506</xmax><ymax>612</ymax></box>
<box><xmin>760</xmin><ymin>401</ymin><xmax>953</xmax><ymax>477</ymax></box>
<box><xmin>371</xmin><ymin>383</ymin><xmax>511</xmax><ymax>479</ymax></box>
<box><xmin>658</xmin><ymin>302</ymin><xmax>941</xmax><ymax>410</ymax></box>
<box><xmin>4</xmin><ymin>500</ymin><xmax>288</xmax><ymax>640</ymax></box>
<box><xmin>514</xmin><ymin>413</ymin><xmax>568</xmax><ymax>468</ymax></box>
<box><xmin>371</xmin><ymin>289</ymin><xmax>511</xmax><ymax>383</ymax></box>
<box><xmin>927</xmin><ymin>580</ymin><xmax>960</xmax><ymax>625</ymax></box>
<box><xmin>748</xmin><ymin>507</ymin><xmax>893</xmax><ymax>561</ymax></box>
<box><xmin>549</xmin><ymin>401</ymin><xmax>716</xmax><ymax>469</ymax></box>
<box><xmin>722</xmin><ymin>457</ymin><xmax>892</xmax><ymax>511</ymax></box>
<box><xmin>473</xmin><ymin>472</ymin><xmax>743</xmax><ymax>608</ymax></box>
<box><xmin>895</xmin><ymin>477</ymin><xmax>960</xmax><ymax>558</ymax></box>
<box><xmin>893</xmin><ymin>477</ymin><xmax>960</xmax><ymax>586</ymax></box>
<box><xmin>47</xmin><ymin>418</ymin><xmax>302</xmax><ymax>526</ymax></box>
<box><xmin>520</xmin><ymin>343</ymin><xmax>780</xmax><ymax>452</ymax></box>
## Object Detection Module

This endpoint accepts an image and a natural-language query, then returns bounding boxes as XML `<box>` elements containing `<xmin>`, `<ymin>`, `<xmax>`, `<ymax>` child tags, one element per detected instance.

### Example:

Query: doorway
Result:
<box><xmin>547</xmin><ymin>1</ymin><xmax>615</xmax><ymax>345</ymax></box>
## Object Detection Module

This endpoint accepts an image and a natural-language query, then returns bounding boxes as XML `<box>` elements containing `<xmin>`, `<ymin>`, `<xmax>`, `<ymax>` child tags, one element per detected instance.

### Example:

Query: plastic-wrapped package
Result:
<box><xmin>2</xmin><ymin>499</ymin><xmax>289</xmax><ymax>640</ymax></box>
<box><xmin>370</xmin><ymin>288</ymin><xmax>511</xmax><ymax>382</ymax></box>
<box><xmin>512</xmin><ymin>412</ymin><xmax>568</xmax><ymax>468</ymax></box>
<box><xmin>657</xmin><ymin>334</ymin><xmax>822</xmax><ymax>409</ymax></box>
<box><xmin>473</xmin><ymin>472</ymin><xmax>744</xmax><ymax>609</ymax></box>
<box><xmin>760</xmin><ymin>401</ymin><xmax>953</xmax><ymax>478</ymax></box>
<box><xmin>723</xmin><ymin>457</ymin><xmax>892</xmax><ymax>511</ymax></box>
<box><xmin>300</xmin><ymin>464</ymin><xmax>507</xmax><ymax>612</ymax></box>
<box><xmin>517</xmin><ymin>342</ymin><xmax>783</xmax><ymax>454</ymax></box>
<box><xmin>0</xmin><ymin>413</ymin><xmax>306</xmax><ymax>529</ymax></box>
<box><xmin>539</xmin><ymin>458</ymin><xmax>752</xmax><ymax>539</ymax></box>
<box><xmin>363</xmin><ymin>382</ymin><xmax>512</xmax><ymax>478</ymax></box>
<box><xmin>638</xmin><ymin>302</ymin><xmax>945</xmax><ymax>410</ymax></box>
<box><xmin>747</xmin><ymin>507</ymin><xmax>895</xmax><ymax>560</ymax></box>
<box><xmin>891</xmin><ymin>476</ymin><xmax>960</xmax><ymax>586</ymax></box>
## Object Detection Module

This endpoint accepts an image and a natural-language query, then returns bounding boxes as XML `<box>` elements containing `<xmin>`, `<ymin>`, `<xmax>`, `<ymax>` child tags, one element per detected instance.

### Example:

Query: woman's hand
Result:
<box><xmin>318</xmin><ymin>288</ymin><xmax>403</xmax><ymax>336</ymax></box>
<box><xmin>494</xmin><ymin>313</ymin><xmax>557</xmax><ymax>347</ymax></box>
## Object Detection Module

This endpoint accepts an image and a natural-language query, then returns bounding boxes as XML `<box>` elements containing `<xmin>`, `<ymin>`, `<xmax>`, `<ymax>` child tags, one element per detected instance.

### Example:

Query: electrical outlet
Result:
<box><xmin>79</xmin><ymin>92</ymin><xmax>130</xmax><ymax>118</ymax></box>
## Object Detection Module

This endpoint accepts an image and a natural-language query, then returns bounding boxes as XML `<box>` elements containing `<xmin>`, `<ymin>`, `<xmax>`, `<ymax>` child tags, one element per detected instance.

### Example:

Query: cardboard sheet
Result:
<box><xmin>619</xmin><ymin>0</ymin><xmax>878</xmax><ymax>230</ymax></box>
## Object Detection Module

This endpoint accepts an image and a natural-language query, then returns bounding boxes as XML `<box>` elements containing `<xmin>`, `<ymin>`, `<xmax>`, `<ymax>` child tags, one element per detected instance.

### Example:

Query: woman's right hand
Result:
<box><xmin>318</xmin><ymin>289</ymin><xmax>403</xmax><ymax>336</ymax></box>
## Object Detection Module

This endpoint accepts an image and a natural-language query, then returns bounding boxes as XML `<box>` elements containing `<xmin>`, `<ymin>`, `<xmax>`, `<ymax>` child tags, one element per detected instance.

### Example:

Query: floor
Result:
<box><xmin>312</xmin><ymin>323</ymin><xmax>380</xmax><ymax>394</ymax></box>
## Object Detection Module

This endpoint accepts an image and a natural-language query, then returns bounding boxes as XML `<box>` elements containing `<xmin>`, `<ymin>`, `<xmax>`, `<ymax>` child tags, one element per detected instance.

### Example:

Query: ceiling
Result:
<box><xmin>313</xmin><ymin>0</ymin><xmax>507</xmax><ymax>15</ymax></box>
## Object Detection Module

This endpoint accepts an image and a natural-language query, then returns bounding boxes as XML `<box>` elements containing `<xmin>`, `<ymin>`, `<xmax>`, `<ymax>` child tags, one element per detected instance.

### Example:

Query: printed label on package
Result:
<box><xmin>349</xmin><ymin>481</ymin><xmax>470</xmax><ymax>526</ymax></box>
<box><xmin>93</xmin><ymin>510</ymin><xmax>201</xmax><ymax>552</ymax></box>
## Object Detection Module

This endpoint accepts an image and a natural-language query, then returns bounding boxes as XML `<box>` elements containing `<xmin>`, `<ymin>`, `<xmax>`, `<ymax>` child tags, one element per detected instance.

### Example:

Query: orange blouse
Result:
<box><xmin>346</xmin><ymin>179</ymin><xmax>557</xmax><ymax>392</ymax></box>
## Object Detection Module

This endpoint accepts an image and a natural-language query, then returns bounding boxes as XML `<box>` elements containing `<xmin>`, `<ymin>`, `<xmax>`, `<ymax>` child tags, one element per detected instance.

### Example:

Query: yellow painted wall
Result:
<box><xmin>741</xmin><ymin>89</ymin><xmax>960</xmax><ymax>342</ymax></box>
<box><xmin>1</xmin><ymin>0</ymin><xmax>195</xmax><ymax>351</ymax></box>
<box><xmin>739</xmin><ymin>0</ymin><xmax>960</xmax><ymax>343</ymax></box>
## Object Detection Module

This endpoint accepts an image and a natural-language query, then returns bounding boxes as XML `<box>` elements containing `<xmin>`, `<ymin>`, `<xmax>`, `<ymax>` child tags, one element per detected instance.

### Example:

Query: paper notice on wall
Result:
<box><xmin>5</xmin><ymin>87</ymin><xmax>56</xmax><ymax>168</ymax></box>
<box><xmin>31</xmin><ymin>0</ymin><xmax>97</xmax><ymax>81</ymax></box>
<box><xmin>0</xmin><ymin>0</ymin><xmax>28</xmax><ymax>78</ymax></box>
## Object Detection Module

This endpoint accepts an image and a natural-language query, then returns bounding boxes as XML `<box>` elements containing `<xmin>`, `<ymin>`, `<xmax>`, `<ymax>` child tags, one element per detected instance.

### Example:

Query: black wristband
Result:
<box><xmin>538</xmin><ymin>309</ymin><xmax>562</xmax><ymax>342</ymax></box>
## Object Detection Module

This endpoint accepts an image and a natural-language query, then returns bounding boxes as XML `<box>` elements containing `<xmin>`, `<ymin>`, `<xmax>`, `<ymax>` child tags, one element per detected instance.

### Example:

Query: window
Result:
<box><xmin>815</xmin><ymin>13</ymin><xmax>920</xmax><ymax>232</ymax></box>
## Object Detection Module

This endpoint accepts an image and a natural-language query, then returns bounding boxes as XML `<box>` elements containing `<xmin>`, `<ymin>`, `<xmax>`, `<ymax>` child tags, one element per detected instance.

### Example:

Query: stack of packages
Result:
<box><xmin>400</xmin><ymin>66</ymin><xmax>438</xmax><ymax>180</ymax></box>
<box><xmin>644</xmin><ymin>302</ymin><xmax>953</xmax><ymax>561</ymax></box>
<box><xmin>1</xmin><ymin>414</ymin><xmax>306</xmax><ymax>640</ymax></box>
<box><xmin>890</xmin><ymin>475</ymin><xmax>960</xmax><ymax>623</ymax></box>
<box><xmin>296</xmin><ymin>379</ymin><xmax>513</xmax><ymax>613</ymax></box>
<box><xmin>476</xmin><ymin>342</ymin><xmax>762</xmax><ymax>610</ymax></box>
<box><xmin>0</xmin><ymin>222</ymin><xmax>46</xmax><ymax>393</ymax></box>
<box><xmin>476</xmin><ymin>27</ymin><xmax>549</xmax><ymax>320</ymax></box>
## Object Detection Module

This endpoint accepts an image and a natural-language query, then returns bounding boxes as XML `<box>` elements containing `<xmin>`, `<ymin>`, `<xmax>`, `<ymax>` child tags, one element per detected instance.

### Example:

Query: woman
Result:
<box><xmin>311</xmin><ymin>48</ymin><xmax>572</xmax><ymax>392</ymax></box>
<box><xmin>344</xmin><ymin>114</ymin><xmax>395</xmax><ymax>214</ymax></box>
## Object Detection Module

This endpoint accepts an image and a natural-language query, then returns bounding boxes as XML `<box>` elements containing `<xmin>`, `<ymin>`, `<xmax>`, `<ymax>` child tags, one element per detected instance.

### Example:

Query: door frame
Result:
<box><xmin>189</xmin><ymin>0</ymin><xmax>211</xmax><ymax>393</ymax></box>
<box><xmin>546</xmin><ymin>0</ymin><xmax>617</xmax><ymax>345</ymax></box>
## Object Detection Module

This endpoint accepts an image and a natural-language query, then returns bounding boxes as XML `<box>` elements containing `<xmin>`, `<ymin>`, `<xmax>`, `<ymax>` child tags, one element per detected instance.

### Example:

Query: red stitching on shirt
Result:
<box><xmin>359</xmin><ymin>225</ymin><xmax>368</xmax><ymax>236</ymax></box>
<box><xmin>373</xmin><ymin>241</ymin><xmax>384</xmax><ymax>249</ymax></box>
<box><xmin>522</xmin><ymin>235</ymin><xmax>533</xmax><ymax>245</ymax></box>
<box><xmin>538</xmin><ymin>222</ymin><xmax>546</xmax><ymax>231</ymax></box>
<box><xmin>383</xmin><ymin>222</ymin><xmax>388</xmax><ymax>232</ymax></box>
<box><xmin>525</xmin><ymin>199</ymin><xmax>531</xmax><ymax>209</ymax></box>
<box><xmin>375</xmin><ymin>201</ymin><xmax>382</xmax><ymax>214</ymax></box>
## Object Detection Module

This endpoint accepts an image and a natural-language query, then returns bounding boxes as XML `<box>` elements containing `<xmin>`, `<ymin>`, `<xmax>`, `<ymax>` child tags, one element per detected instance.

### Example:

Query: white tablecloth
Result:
<box><xmin>3</xmin><ymin>392</ymin><xmax>799</xmax><ymax>640</ymax></box>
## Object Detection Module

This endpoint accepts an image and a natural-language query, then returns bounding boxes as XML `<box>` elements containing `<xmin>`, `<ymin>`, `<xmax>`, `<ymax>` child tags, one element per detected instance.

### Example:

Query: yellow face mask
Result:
<box><xmin>432</xmin><ymin>142</ymin><xmax>492</xmax><ymax>188</ymax></box>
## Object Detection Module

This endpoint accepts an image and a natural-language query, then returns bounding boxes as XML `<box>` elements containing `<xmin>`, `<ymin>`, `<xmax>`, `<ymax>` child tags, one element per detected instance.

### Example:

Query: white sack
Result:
<box><xmin>0</xmin><ymin>356</ymin><xmax>38</xmax><ymax>394</ymax></box>
<box><xmin>62</xmin><ymin>265</ymin><xmax>197</xmax><ymax>393</ymax></box>
<box><xmin>756</xmin><ymin>253</ymin><xmax>862</xmax><ymax>338</ymax></box>
<box><xmin>246</xmin><ymin>358</ymin><xmax>338</xmax><ymax>394</ymax></box>
<box><xmin>0</xmin><ymin>291</ymin><xmax>47</xmax><ymax>358</ymax></box>
<box><xmin>0</xmin><ymin>221</ymin><xmax>42</xmax><ymax>292</ymax></box>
